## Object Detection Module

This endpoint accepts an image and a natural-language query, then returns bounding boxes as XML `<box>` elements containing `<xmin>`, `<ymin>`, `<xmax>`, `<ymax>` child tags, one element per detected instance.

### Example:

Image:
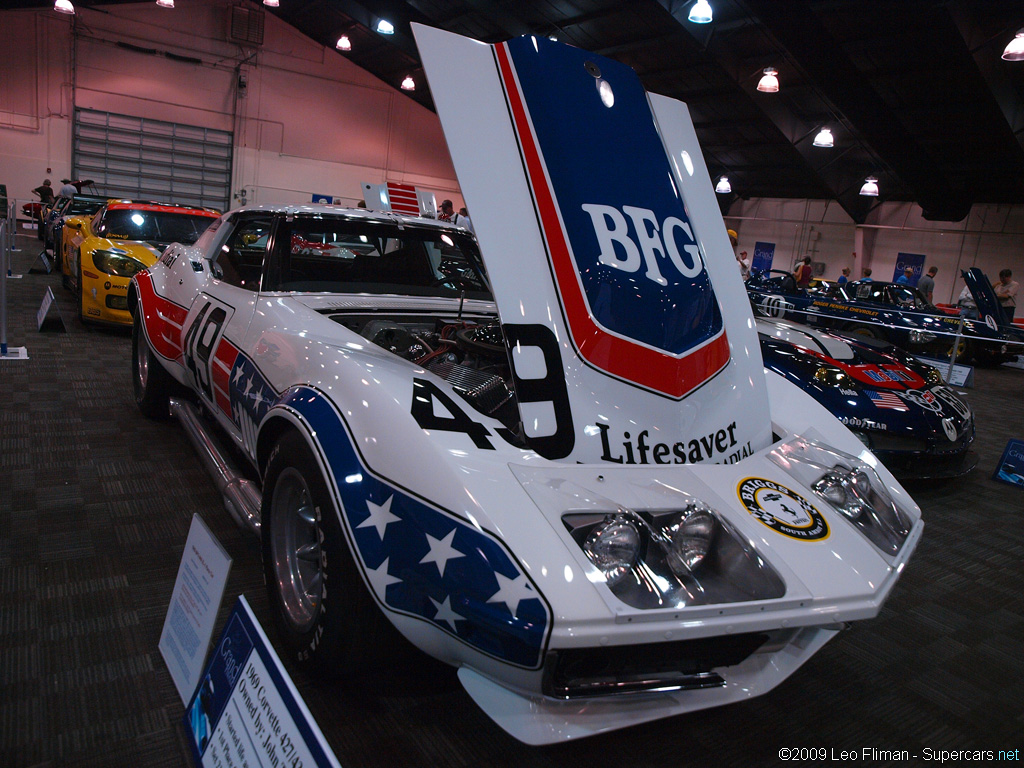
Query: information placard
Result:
<box><xmin>913</xmin><ymin>356</ymin><xmax>974</xmax><ymax>388</ymax></box>
<box><xmin>993</xmin><ymin>439</ymin><xmax>1024</xmax><ymax>490</ymax></box>
<box><xmin>160</xmin><ymin>514</ymin><xmax>232</xmax><ymax>704</ymax></box>
<box><xmin>185</xmin><ymin>596</ymin><xmax>343</xmax><ymax>768</ymax></box>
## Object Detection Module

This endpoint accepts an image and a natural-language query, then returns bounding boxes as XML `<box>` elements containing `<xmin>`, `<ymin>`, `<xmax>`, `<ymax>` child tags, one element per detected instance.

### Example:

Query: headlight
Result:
<box><xmin>93</xmin><ymin>249</ymin><xmax>146</xmax><ymax>278</ymax></box>
<box><xmin>564</xmin><ymin>503</ymin><xmax>785</xmax><ymax>609</ymax></box>
<box><xmin>908</xmin><ymin>329</ymin><xmax>936</xmax><ymax>344</ymax></box>
<box><xmin>664</xmin><ymin>504</ymin><xmax>716</xmax><ymax>575</ymax></box>
<box><xmin>769</xmin><ymin>438</ymin><xmax>915</xmax><ymax>557</ymax></box>
<box><xmin>814</xmin><ymin>366</ymin><xmax>855</xmax><ymax>388</ymax></box>
<box><xmin>923</xmin><ymin>365</ymin><xmax>943</xmax><ymax>385</ymax></box>
<box><xmin>582</xmin><ymin>514</ymin><xmax>641</xmax><ymax>586</ymax></box>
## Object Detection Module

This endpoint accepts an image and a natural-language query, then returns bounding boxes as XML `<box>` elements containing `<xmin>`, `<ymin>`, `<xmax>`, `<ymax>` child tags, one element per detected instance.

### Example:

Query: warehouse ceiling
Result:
<box><xmin>13</xmin><ymin>0</ymin><xmax>1024</xmax><ymax>223</ymax></box>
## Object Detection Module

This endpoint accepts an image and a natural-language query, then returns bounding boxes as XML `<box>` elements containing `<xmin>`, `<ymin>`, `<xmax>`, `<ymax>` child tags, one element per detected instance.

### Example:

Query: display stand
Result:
<box><xmin>37</xmin><ymin>287</ymin><xmax>66</xmax><ymax>332</ymax></box>
<box><xmin>0</xmin><ymin>212</ymin><xmax>28</xmax><ymax>360</ymax></box>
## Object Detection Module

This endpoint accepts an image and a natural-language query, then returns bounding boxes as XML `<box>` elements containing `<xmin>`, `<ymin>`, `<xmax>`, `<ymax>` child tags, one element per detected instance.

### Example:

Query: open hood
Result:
<box><xmin>962</xmin><ymin>266</ymin><xmax>1008</xmax><ymax>329</ymax></box>
<box><xmin>413</xmin><ymin>25</ymin><xmax>771</xmax><ymax>466</ymax></box>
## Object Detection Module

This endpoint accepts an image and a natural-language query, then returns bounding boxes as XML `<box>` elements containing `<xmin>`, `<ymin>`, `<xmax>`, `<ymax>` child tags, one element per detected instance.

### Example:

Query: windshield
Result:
<box><xmin>263</xmin><ymin>215</ymin><xmax>492</xmax><ymax>300</ymax></box>
<box><xmin>96</xmin><ymin>209</ymin><xmax>215</xmax><ymax>245</ymax></box>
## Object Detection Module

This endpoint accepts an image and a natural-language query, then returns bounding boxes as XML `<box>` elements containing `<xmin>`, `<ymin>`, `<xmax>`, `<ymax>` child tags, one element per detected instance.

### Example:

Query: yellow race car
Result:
<box><xmin>61</xmin><ymin>201</ymin><xmax>219</xmax><ymax>326</ymax></box>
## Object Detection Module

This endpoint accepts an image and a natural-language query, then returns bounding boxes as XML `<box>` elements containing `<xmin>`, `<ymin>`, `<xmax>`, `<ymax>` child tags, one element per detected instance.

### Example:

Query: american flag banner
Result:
<box><xmin>386</xmin><ymin>182</ymin><xmax>421</xmax><ymax>216</ymax></box>
<box><xmin>866</xmin><ymin>390</ymin><xmax>909</xmax><ymax>411</ymax></box>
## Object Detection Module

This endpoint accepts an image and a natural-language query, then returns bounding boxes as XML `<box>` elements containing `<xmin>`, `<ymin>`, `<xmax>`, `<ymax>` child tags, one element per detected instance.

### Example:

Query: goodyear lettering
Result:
<box><xmin>596</xmin><ymin>421</ymin><xmax>743</xmax><ymax>465</ymax></box>
<box><xmin>581</xmin><ymin>203</ymin><xmax>704</xmax><ymax>286</ymax></box>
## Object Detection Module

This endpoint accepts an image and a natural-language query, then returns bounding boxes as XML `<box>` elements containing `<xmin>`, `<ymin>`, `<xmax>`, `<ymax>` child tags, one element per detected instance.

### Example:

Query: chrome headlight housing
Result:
<box><xmin>814</xmin><ymin>366</ymin><xmax>855</xmax><ymax>388</ymax></box>
<box><xmin>769</xmin><ymin>438</ymin><xmax>915</xmax><ymax>557</ymax></box>
<box><xmin>908</xmin><ymin>329</ymin><xmax>936</xmax><ymax>344</ymax></box>
<box><xmin>564</xmin><ymin>503</ymin><xmax>785</xmax><ymax>610</ymax></box>
<box><xmin>93</xmin><ymin>248</ymin><xmax>146</xmax><ymax>278</ymax></box>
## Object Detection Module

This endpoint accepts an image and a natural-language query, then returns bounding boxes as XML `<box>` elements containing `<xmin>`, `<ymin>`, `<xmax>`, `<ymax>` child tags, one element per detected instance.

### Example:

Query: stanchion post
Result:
<box><xmin>1</xmin><ymin>217</ymin><xmax>8</xmax><ymax>356</ymax></box>
<box><xmin>948</xmin><ymin>314</ymin><xmax>965</xmax><ymax>375</ymax></box>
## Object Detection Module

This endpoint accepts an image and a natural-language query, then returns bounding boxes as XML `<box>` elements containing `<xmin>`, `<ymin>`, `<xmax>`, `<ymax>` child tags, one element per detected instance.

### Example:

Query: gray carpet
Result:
<box><xmin>2</xmin><ymin>227</ymin><xmax>1022</xmax><ymax>767</ymax></box>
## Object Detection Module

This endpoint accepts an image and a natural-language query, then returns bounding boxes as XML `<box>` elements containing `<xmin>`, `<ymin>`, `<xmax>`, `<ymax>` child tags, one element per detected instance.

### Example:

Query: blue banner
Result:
<box><xmin>894</xmin><ymin>252</ymin><xmax>926</xmax><ymax>285</ymax></box>
<box><xmin>993</xmin><ymin>439</ymin><xmax>1024</xmax><ymax>489</ymax></box>
<box><xmin>752</xmin><ymin>241</ymin><xmax>775</xmax><ymax>276</ymax></box>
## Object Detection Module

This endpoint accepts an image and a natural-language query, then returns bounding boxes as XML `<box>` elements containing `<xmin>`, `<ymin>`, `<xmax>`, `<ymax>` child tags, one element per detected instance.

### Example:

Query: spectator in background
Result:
<box><xmin>438</xmin><ymin>199</ymin><xmax>455</xmax><ymax>222</ymax></box>
<box><xmin>861</xmin><ymin>267</ymin><xmax>873</xmax><ymax>281</ymax></box>
<box><xmin>59</xmin><ymin>178</ymin><xmax>77</xmax><ymax>197</ymax></box>
<box><xmin>793</xmin><ymin>256</ymin><xmax>812</xmax><ymax>289</ymax></box>
<box><xmin>957</xmin><ymin>283</ymin><xmax>978</xmax><ymax>319</ymax></box>
<box><xmin>896</xmin><ymin>266</ymin><xmax>914</xmax><ymax>285</ymax></box>
<box><xmin>453</xmin><ymin>206</ymin><xmax>474</xmax><ymax>233</ymax></box>
<box><xmin>837</xmin><ymin>267</ymin><xmax>850</xmax><ymax>285</ymax></box>
<box><xmin>994</xmin><ymin>269</ymin><xmax>1018</xmax><ymax>325</ymax></box>
<box><xmin>32</xmin><ymin>179</ymin><xmax>55</xmax><ymax>206</ymax></box>
<box><xmin>917</xmin><ymin>266</ymin><xmax>938</xmax><ymax>304</ymax></box>
<box><xmin>737</xmin><ymin>250</ymin><xmax>753</xmax><ymax>280</ymax></box>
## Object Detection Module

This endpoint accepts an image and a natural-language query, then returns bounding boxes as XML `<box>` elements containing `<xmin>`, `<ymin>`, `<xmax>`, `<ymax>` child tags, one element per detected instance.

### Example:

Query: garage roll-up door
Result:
<box><xmin>73</xmin><ymin>108</ymin><xmax>232</xmax><ymax>213</ymax></box>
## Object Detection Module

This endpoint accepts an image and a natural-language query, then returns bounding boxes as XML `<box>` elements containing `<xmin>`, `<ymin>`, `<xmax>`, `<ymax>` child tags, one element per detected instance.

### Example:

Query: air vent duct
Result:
<box><xmin>229</xmin><ymin>5</ymin><xmax>265</xmax><ymax>46</ymax></box>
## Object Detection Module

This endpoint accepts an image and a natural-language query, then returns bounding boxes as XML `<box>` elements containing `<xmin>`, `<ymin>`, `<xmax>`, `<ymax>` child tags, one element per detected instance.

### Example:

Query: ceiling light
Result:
<box><xmin>688</xmin><ymin>0</ymin><xmax>713</xmax><ymax>24</ymax></box>
<box><xmin>859</xmin><ymin>176</ymin><xmax>879</xmax><ymax>197</ymax></box>
<box><xmin>813</xmin><ymin>127</ymin><xmax>834</xmax><ymax>147</ymax></box>
<box><xmin>401</xmin><ymin>75</ymin><xmax>415</xmax><ymax>91</ymax></box>
<box><xmin>757</xmin><ymin>67</ymin><xmax>779</xmax><ymax>93</ymax></box>
<box><xmin>155</xmin><ymin>0</ymin><xmax>173</xmax><ymax>7</ymax></box>
<box><xmin>263</xmin><ymin>0</ymin><xmax>279</xmax><ymax>6</ymax></box>
<box><xmin>376</xmin><ymin>19</ymin><xmax>395</xmax><ymax>35</ymax></box>
<box><xmin>1002</xmin><ymin>29</ymin><xmax>1024</xmax><ymax>61</ymax></box>
<box><xmin>336</xmin><ymin>35</ymin><xmax>351</xmax><ymax>51</ymax></box>
<box><xmin>53</xmin><ymin>0</ymin><xmax>74</xmax><ymax>13</ymax></box>
<box><xmin>715</xmin><ymin>176</ymin><xmax>732</xmax><ymax>194</ymax></box>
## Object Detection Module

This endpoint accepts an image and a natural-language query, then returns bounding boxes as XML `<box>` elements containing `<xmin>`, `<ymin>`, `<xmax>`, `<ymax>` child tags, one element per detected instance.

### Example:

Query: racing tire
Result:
<box><xmin>944</xmin><ymin>337</ymin><xmax>974</xmax><ymax>365</ymax></box>
<box><xmin>261</xmin><ymin>430</ymin><xmax>387</xmax><ymax>675</ymax></box>
<box><xmin>132</xmin><ymin>308</ymin><xmax>174</xmax><ymax>419</ymax></box>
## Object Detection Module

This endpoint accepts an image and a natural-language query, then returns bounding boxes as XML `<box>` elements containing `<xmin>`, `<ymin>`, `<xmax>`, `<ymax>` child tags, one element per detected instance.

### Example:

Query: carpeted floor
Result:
<box><xmin>2</xmin><ymin>225</ymin><xmax>1022</xmax><ymax>767</ymax></box>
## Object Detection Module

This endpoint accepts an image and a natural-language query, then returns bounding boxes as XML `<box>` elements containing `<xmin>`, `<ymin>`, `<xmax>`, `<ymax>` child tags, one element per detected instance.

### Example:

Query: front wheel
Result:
<box><xmin>261</xmin><ymin>431</ymin><xmax>384</xmax><ymax>673</ymax></box>
<box><xmin>132</xmin><ymin>308</ymin><xmax>173</xmax><ymax>418</ymax></box>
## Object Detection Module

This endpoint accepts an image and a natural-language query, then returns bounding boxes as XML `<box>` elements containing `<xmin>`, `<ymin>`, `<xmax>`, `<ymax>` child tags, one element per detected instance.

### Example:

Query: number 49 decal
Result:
<box><xmin>410</xmin><ymin>323</ymin><xmax>574</xmax><ymax>460</ymax></box>
<box><xmin>182</xmin><ymin>296</ymin><xmax>233</xmax><ymax>403</ymax></box>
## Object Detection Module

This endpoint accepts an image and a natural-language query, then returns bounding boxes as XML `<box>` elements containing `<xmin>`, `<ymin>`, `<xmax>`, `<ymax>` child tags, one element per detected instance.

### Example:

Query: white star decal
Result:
<box><xmin>232</xmin><ymin>365</ymin><xmax>244</xmax><ymax>385</ymax></box>
<box><xmin>253</xmin><ymin>386</ymin><xmax>264</xmax><ymax>405</ymax></box>
<box><xmin>357</xmin><ymin>495</ymin><xmax>401</xmax><ymax>540</ymax></box>
<box><xmin>365</xmin><ymin>557</ymin><xmax>401</xmax><ymax>598</ymax></box>
<box><xmin>429</xmin><ymin>595</ymin><xmax>463</xmax><ymax>631</ymax></box>
<box><xmin>419</xmin><ymin>529</ymin><xmax>464</xmax><ymax>578</ymax></box>
<box><xmin>486</xmin><ymin>572</ymin><xmax>535</xmax><ymax>619</ymax></box>
<box><xmin>242</xmin><ymin>376</ymin><xmax>254</xmax><ymax>398</ymax></box>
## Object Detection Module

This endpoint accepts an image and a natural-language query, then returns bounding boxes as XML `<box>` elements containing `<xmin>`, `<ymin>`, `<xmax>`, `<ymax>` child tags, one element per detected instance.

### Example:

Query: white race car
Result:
<box><xmin>129</xmin><ymin>26</ymin><xmax>923</xmax><ymax>745</ymax></box>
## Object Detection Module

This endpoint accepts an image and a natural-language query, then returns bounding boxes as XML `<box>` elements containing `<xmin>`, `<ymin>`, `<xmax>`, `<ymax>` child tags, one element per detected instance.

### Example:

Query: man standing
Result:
<box><xmin>917</xmin><ymin>266</ymin><xmax>938</xmax><ymax>304</ymax></box>
<box><xmin>737</xmin><ymin>250</ymin><xmax>751</xmax><ymax>281</ymax></box>
<box><xmin>994</xmin><ymin>269</ymin><xmax>1018</xmax><ymax>325</ymax></box>
<box><xmin>438</xmin><ymin>199</ymin><xmax>455</xmax><ymax>222</ymax></box>
<box><xmin>896</xmin><ymin>266</ymin><xmax>914</xmax><ymax>285</ymax></box>
<box><xmin>793</xmin><ymin>256</ymin><xmax>812</xmax><ymax>289</ymax></box>
<box><xmin>861</xmin><ymin>267</ymin><xmax>873</xmax><ymax>282</ymax></box>
<box><xmin>32</xmin><ymin>179</ymin><xmax>55</xmax><ymax>206</ymax></box>
<box><xmin>837</xmin><ymin>267</ymin><xmax>850</xmax><ymax>284</ymax></box>
<box><xmin>59</xmin><ymin>178</ymin><xmax>77</xmax><ymax>197</ymax></box>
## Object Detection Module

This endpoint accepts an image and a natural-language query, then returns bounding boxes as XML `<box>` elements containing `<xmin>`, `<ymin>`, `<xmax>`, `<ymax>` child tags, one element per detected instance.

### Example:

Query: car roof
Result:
<box><xmin>228</xmin><ymin>203</ymin><xmax>467</xmax><ymax>232</ymax></box>
<box><xmin>105</xmin><ymin>202</ymin><xmax>220</xmax><ymax>217</ymax></box>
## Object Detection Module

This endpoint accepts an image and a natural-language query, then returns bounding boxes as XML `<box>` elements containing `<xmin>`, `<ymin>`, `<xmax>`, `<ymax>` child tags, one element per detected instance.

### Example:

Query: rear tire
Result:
<box><xmin>261</xmin><ymin>431</ymin><xmax>385</xmax><ymax>674</ymax></box>
<box><xmin>132</xmin><ymin>308</ymin><xmax>173</xmax><ymax>418</ymax></box>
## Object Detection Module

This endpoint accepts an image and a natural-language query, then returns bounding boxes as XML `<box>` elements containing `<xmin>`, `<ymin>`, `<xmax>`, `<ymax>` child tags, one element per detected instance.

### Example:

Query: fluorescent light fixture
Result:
<box><xmin>688</xmin><ymin>0</ymin><xmax>713</xmax><ymax>24</ymax></box>
<box><xmin>155</xmin><ymin>0</ymin><xmax>174</xmax><ymax>7</ymax></box>
<box><xmin>401</xmin><ymin>75</ymin><xmax>415</xmax><ymax>91</ymax></box>
<box><xmin>53</xmin><ymin>0</ymin><xmax>74</xmax><ymax>13</ymax></box>
<box><xmin>263</xmin><ymin>0</ymin><xmax>279</xmax><ymax>6</ymax></box>
<box><xmin>813</xmin><ymin>127</ymin><xmax>834</xmax><ymax>147</ymax></box>
<box><xmin>859</xmin><ymin>176</ymin><xmax>879</xmax><ymax>197</ymax></box>
<box><xmin>757</xmin><ymin>67</ymin><xmax>779</xmax><ymax>93</ymax></box>
<box><xmin>336</xmin><ymin>35</ymin><xmax>351</xmax><ymax>51</ymax></box>
<box><xmin>1002</xmin><ymin>29</ymin><xmax>1024</xmax><ymax>61</ymax></box>
<box><xmin>376</xmin><ymin>19</ymin><xmax>395</xmax><ymax>35</ymax></box>
<box><xmin>715</xmin><ymin>176</ymin><xmax>732</xmax><ymax>194</ymax></box>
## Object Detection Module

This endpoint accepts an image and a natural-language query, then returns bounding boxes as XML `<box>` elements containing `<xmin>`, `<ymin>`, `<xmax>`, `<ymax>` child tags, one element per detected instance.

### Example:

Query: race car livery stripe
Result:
<box><xmin>134</xmin><ymin>270</ymin><xmax>188</xmax><ymax>363</ymax></box>
<box><xmin>796</xmin><ymin>345</ymin><xmax>926</xmax><ymax>390</ymax></box>
<box><xmin>281</xmin><ymin>386</ymin><xmax>550</xmax><ymax>669</ymax></box>
<box><xmin>212</xmin><ymin>338</ymin><xmax>241</xmax><ymax>420</ymax></box>
<box><xmin>494</xmin><ymin>41</ymin><xmax>730</xmax><ymax>399</ymax></box>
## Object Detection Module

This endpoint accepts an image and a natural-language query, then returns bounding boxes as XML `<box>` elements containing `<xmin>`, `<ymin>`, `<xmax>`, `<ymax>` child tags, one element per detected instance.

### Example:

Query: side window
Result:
<box><xmin>212</xmin><ymin>215</ymin><xmax>275</xmax><ymax>290</ymax></box>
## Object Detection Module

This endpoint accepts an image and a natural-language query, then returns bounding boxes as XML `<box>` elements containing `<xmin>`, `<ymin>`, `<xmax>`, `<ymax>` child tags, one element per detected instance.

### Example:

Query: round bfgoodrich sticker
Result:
<box><xmin>737</xmin><ymin>478</ymin><xmax>829</xmax><ymax>541</ymax></box>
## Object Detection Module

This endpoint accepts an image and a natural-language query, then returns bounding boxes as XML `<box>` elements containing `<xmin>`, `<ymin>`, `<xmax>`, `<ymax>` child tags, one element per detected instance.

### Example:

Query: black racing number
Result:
<box><xmin>503</xmin><ymin>324</ymin><xmax>574</xmax><ymax>460</ymax></box>
<box><xmin>410</xmin><ymin>378</ymin><xmax>495</xmax><ymax>449</ymax></box>
<box><xmin>182</xmin><ymin>302</ymin><xmax>227</xmax><ymax>402</ymax></box>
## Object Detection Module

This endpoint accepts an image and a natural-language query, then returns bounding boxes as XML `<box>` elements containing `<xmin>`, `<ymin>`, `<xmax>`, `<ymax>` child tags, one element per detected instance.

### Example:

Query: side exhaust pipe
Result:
<box><xmin>169</xmin><ymin>397</ymin><xmax>262</xmax><ymax>534</ymax></box>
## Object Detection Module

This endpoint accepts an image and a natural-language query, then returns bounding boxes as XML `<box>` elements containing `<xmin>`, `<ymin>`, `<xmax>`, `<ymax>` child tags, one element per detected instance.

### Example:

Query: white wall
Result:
<box><xmin>0</xmin><ymin>2</ymin><xmax>463</xmax><ymax>213</ymax></box>
<box><xmin>727</xmin><ymin>198</ymin><xmax>1024</xmax><ymax>306</ymax></box>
